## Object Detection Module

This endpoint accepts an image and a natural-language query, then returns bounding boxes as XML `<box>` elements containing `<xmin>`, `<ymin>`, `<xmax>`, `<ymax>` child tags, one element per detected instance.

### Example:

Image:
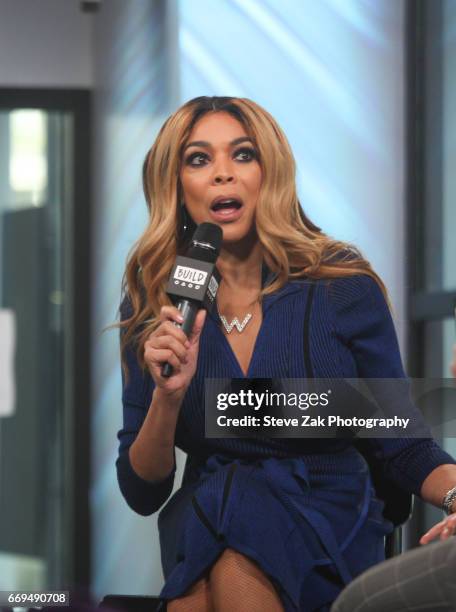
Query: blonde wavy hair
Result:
<box><xmin>118</xmin><ymin>96</ymin><xmax>389</xmax><ymax>380</ymax></box>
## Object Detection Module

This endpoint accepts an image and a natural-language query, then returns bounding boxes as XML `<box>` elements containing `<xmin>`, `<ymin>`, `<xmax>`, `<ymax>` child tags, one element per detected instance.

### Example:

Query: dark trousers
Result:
<box><xmin>331</xmin><ymin>537</ymin><xmax>456</xmax><ymax>612</ymax></box>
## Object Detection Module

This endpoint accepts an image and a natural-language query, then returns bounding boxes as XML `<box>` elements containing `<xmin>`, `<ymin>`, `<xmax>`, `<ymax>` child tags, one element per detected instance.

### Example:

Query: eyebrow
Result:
<box><xmin>183</xmin><ymin>136</ymin><xmax>253</xmax><ymax>151</ymax></box>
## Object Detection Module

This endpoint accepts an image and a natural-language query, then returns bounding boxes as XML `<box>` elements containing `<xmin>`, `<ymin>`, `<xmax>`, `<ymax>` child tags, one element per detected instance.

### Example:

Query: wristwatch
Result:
<box><xmin>442</xmin><ymin>485</ymin><xmax>456</xmax><ymax>515</ymax></box>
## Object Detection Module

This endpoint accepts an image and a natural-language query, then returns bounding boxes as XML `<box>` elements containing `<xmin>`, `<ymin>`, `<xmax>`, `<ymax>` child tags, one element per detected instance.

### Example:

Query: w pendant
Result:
<box><xmin>220</xmin><ymin>313</ymin><xmax>252</xmax><ymax>334</ymax></box>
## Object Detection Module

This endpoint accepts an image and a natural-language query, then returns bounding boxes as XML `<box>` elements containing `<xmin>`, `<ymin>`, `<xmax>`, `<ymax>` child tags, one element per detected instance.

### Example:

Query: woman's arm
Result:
<box><xmin>117</xmin><ymin>298</ymin><xmax>206</xmax><ymax>515</ymax></box>
<box><xmin>420</xmin><ymin>464</ymin><xmax>456</xmax><ymax>512</ymax></box>
<box><xmin>116</xmin><ymin>330</ymin><xmax>181</xmax><ymax>515</ymax></box>
<box><xmin>420</xmin><ymin>464</ymin><xmax>456</xmax><ymax>543</ymax></box>
<box><xmin>419</xmin><ymin>346</ymin><xmax>456</xmax><ymax>542</ymax></box>
<box><xmin>129</xmin><ymin>387</ymin><xmax>183</xmax><ymax>483</ymax></box>
<box><xmin>327</xmin><ymin>275</ymin><xmax>456</xmax><ymax>497</ymax></box>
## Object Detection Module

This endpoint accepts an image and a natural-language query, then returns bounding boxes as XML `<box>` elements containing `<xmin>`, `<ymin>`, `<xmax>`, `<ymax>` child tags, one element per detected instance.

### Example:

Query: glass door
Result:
<box><xmin>0</xmin><ymin>107</ymin><xmax>72</xmax><ymax>589</ymax></box>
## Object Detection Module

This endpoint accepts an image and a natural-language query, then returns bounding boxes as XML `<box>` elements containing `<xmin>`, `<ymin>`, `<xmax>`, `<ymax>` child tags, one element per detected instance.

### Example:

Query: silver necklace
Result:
<box><xmin>220</xmin><ymin>313</ymin><xmax>252</xmax><ymax>334</ymax></box>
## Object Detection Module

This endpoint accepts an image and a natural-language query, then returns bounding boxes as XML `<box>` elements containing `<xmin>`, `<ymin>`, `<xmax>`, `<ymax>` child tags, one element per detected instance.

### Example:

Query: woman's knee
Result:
<box><xmin>210</xmin><ymin>547</ymin><xmax>268</xmax><ymax>581</ymax></box>
<box><xmin>209</xmin><ymin>548</ymin><xmax>284</xmax><ymax>611</ymax></box>
<box><xmin>166</xmin><ymin>575</ymin><xmax>211</xmax><ymax>611</ymax></box>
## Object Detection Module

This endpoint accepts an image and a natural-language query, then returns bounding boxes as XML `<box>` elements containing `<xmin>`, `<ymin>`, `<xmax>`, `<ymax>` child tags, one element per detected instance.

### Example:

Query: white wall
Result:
<box><xmin>0</xmin><ymin>0</ymin><xmax>93</xmax><ymax>87</ymax></box>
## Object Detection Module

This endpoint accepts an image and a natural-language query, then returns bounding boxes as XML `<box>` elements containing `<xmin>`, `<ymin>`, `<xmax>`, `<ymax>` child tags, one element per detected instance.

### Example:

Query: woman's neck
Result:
<box><xmin>217</xmin><ymin>236</ymin><xmax>263</xmax><ymax>292</ymax></box>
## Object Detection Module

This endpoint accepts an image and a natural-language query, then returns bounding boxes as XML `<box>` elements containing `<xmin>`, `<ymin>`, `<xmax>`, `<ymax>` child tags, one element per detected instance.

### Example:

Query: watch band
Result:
<box><xmin>442</xmin><ymin>485</ymin><xmax>456</xmax><ymax>515</ymax></box>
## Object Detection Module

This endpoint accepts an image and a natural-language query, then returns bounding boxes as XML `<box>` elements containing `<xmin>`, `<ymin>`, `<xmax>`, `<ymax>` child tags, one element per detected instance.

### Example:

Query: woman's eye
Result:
<box><xmin>185</xmin><ymin>147</ymin><xmax>257</xmax><ymax>167</ymax></box>
<box><xmin>234</xmin><ymin>147</ymin><xmax>257</xmax><ymax>161</ymax></box>
<box><xmin>186</xmin><ymin>152</ymin><xmax>208</xmax><ymax>166</ymax></box>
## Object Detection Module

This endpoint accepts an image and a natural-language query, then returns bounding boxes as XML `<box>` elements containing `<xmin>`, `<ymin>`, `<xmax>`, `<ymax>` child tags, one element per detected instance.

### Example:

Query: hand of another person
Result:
<box><xmin>144</xmin><ymin>305</ymin><xmax>206</xmax><ymax>397</ymax></box>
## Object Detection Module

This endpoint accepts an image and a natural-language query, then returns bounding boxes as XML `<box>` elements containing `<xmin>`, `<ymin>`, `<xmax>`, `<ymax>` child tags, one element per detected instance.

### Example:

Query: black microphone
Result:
<box><xmin>161</xmin><ymin>222</ymin><xmax>223</xmax><ymax>378</ymax></box>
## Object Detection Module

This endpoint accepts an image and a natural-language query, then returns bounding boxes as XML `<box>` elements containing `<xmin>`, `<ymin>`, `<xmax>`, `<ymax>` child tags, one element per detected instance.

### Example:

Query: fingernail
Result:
<box><xmin>177</xmin><ymin>315</ymin><xmax>184</xmax><ymax>322</ymax></box>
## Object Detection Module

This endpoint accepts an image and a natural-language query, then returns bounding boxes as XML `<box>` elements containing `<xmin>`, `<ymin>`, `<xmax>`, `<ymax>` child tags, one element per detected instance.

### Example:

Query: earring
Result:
<box><xmin>178</xmin><ymin>203</ymin><xmax>195</xmax><ymax>244</ymax></box>
<box><xmin>181</xmin><ymin>203</ymin><xmax>189</xmax><ymax>232</ymax></box>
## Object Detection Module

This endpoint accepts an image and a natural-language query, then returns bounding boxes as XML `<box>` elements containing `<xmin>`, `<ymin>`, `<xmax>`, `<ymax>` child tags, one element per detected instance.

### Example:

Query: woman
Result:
<box><xmin>116</xmin><ymin>96</ymin><xmax>456</xmax><ymax>612</ymax></box>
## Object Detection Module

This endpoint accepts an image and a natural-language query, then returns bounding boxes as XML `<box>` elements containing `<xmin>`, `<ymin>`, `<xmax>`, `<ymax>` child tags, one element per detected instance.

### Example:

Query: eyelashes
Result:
<box><xmin>184</xmin><ymin>147</ymin><xmax>258</xmax><ymax>167</ymax></box>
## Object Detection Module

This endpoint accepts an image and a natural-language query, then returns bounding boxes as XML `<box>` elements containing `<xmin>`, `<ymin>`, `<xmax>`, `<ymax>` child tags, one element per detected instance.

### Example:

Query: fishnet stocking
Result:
<box><xmin>209</xmin><ymin>548</ymin><xmax>285</xmax><ymax>612</ymax></box>
<box><xmin>167</xmin><ymin>548</ymin><xmax>284</xmax><ymax>611</ymax></box>
<box><xmin>167</xmin><ymin>574</ymin><xmax>213</xmax><ymax>612</ymax></box>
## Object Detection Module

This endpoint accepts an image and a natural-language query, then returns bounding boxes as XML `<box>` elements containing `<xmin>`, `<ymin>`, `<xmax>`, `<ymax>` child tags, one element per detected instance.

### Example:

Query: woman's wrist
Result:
<box><xmin>442</xmin><ymin>485</ymin><xmax>456</xmax><ymax>515</ymax></box>
<box><xmin>154</xmin><ymin>385</ymin><xmax>186</xmax><ymax>408</ymax></box>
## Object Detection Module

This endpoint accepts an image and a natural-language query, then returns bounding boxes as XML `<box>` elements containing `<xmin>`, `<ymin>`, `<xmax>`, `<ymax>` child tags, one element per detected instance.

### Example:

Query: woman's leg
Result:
<box><xmin>167</xmin><ymin>574</ymin><xmax>213</xmax><ymax>612</ymax></box>
<box><xmin>209</xmin><ymin>547</ymin><xmax>284</xmax><ymax>612</ymax></box>
<box><xmin>167</xmin><ymin>547</ymin><xmax>285</xmax><ymax>612</ymax></box>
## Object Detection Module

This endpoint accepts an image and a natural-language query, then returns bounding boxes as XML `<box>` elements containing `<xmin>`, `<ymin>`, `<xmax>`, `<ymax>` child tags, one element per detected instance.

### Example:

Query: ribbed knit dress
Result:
<box><xmin>116</xmin><ymin>273</ymin><xmax>455</xmax><ymax>612</ymax></box>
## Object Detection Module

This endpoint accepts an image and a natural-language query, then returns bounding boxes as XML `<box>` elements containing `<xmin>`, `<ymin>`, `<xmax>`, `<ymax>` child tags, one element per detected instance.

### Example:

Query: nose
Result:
<box><xmin>212</xmin><ymin>157</ymin><xmax>235</xmax><ymax>184</ymax></box>
<box><xmin>214</xmin><ymin>173</ymin><xmax>234</xmax><ymax>184</ymax></box>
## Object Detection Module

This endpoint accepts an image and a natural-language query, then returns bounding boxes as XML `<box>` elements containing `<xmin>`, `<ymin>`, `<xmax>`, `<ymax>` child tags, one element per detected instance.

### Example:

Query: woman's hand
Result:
<box><xmin>144</xmin><ymin>305</ymin><xmax>206</xmax><ymax>397</ymax></box>
<box><xmin>419</xmin><ymin>511</ymin><xmax>456</xmax><ymax>544</ymax></box>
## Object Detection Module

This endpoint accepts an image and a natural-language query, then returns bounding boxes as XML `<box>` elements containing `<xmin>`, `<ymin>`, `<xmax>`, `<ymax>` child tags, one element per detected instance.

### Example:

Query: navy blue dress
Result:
<box><xmin>116</xmin><ymin>275</ymin><xmax>455</xmax><ymax>611</ymax></box>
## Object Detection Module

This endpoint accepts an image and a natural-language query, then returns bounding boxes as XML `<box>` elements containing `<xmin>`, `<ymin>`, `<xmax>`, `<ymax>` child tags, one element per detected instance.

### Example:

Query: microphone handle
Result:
<box><xmin>161</xmin><ymin>299</ymin><xmax>199</xmax><ymax>378</ymax></box>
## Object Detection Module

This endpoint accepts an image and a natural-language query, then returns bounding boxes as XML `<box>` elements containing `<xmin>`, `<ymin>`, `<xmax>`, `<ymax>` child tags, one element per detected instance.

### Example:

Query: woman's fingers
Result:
<box><xmin>151</xmin><ymin>310</ymin><xmax>191</xmax><ymax>348</ymax></box>
<box><xmin>420</xmin><ymin>514</ymin><xmax>456</xmax><ymax>544</ymax></box>
<box><xmin>144</xmin><ymin>347</ymin><xmax>182</xmax><ymax>373</ymax></box>
<box><xmin>158</xmin><ymin>305</ymin><xmax>184</xmax><ymax>324</ymax></box>
<box><xmin>153</xmin><ymin>320</ymin><xmax>190</xmax><ymax>347</ymax></box>
<box><xmin>147</xmin><ymin>335</ymin><xmax>188</xmax><ymax>363</ymax></box>
<box><xmin>143</xmin><ymin>306</ymin><xmax>207</xmax><ymax>387</ymax></box>
<box><xmin>420</xmin><ymin>520</ymin><xmax>446</xmax><ymax>544</ymax></box>
<box><xmin>188</xmin><ymin>309</ymin><xmax>207</xmax><ymax>344</ymax></box>
<box><xmin>442</xmin><ymin>513</ymin><xmax>456</xmax><ymax>536</ymax></box>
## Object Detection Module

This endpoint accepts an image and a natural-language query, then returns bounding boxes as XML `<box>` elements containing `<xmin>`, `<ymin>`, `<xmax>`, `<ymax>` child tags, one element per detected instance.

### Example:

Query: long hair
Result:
<box><xmin>118</xmin><ymin>96</ymin><xmax>389</xmax><ymax>380</ymax></box>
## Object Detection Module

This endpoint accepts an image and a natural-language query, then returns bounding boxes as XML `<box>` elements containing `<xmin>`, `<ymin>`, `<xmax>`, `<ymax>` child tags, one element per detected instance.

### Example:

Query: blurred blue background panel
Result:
<box><xmin>178</xmin><ymin>0</ymin><xmax>405</xmax><ymax>298</ymax></box>
<box><xmin>91</xmin><ymin>0</ymin><xmax>172</xmax><ymax>598</ymax></box>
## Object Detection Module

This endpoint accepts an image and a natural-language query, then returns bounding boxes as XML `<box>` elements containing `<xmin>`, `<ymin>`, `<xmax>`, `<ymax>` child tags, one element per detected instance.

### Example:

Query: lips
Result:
<box><xmin>210</xmin><ymin>195</ymin><xmax>243</xmax><ymax>211</ymax></box>
<box><xmin>210</xmin><ymin>194</ymin><xmax>244</xmax><ymax>223</ymax></box>
<box><xmin>209</xmin><ymin>195</ymin><xmax>244</xmax><ymax>223</ymax></box>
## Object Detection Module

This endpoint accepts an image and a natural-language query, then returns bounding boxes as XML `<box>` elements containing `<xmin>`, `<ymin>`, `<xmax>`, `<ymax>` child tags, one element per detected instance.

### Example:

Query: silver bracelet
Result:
<box><xmin>442</xmin><ymin>485</ymin><xmax>456</xmax><ymax>515</ymax></box>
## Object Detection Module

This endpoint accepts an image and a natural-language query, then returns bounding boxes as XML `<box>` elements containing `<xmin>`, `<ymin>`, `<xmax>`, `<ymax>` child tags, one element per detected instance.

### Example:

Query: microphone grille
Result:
<box><xmin>193</xmin><ymin>223</ymin><xmax>222</xmax><ymax>248</ymax></box>
<box><xmin>188</xmin><ymin>223</ymin><xmax>223</xmax><ymax>262</ymax></box>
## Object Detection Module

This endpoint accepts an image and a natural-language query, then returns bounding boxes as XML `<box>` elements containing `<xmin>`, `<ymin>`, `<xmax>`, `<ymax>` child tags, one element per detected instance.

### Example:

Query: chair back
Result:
<box><xmin>353</xmin><ymin>439</ymin><xmax>413</xmax><ymax>527</ymax></box>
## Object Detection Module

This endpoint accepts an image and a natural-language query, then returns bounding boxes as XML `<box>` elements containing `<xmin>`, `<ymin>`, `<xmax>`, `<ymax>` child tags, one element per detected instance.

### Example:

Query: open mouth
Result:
<box><xmin>210</xmin><ymin>197</ymin><xmax>243</xmax><ymax>212</ymax></box>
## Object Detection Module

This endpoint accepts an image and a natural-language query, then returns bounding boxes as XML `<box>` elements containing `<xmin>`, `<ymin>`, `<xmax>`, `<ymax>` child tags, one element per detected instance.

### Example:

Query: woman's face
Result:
<box><xmin>179</xmin><ymin>111</ymin><xmax>262</xmax><ymax>243</ymax></box>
